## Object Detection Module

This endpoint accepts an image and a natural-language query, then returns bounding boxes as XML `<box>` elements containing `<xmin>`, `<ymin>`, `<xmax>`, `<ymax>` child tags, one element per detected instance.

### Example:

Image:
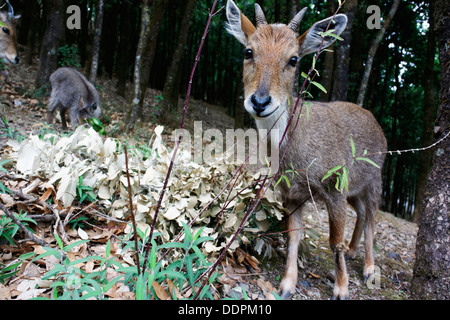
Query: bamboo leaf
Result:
<box><xmin>322</xmin><ymin>165</ymin><xmax>343</xmax><ymax>181</ymax></box>
<box><xmin>350</xmin><ymin>136</ymin><xmax>356</xmax><ymax>157</ymax></box>
<box><xmin>311</xmin><ymin>81</ymin><xmax>327</xmax><ymax>94</ymax></box>
<box><xmin>356</xmin><ymin>157</ymin><xmax>381</xmax><ymax>168</ymax></box>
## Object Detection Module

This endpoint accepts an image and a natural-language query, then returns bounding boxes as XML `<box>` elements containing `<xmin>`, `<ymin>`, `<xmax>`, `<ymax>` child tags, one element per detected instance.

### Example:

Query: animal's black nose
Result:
<box><xmin>14</xmin><ymin>56</ymin><xmax>19</xmax><ymax>64</ymax></box>
<box><xmin>251</xmin><ymin>94</ymin><xmax>272</xmax><ymax>114</ymax></box>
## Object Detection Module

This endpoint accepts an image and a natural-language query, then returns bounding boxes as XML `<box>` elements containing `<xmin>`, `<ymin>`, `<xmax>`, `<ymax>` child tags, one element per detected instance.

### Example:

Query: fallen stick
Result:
<box><xmin>0</xmin><ymin>202</ymin><xmax>48</xmax><ymax>246</ymax></box>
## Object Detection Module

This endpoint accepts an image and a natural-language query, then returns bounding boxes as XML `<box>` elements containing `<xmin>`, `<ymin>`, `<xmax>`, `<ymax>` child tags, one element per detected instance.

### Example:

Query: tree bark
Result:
<box><xmin>160</xmin><ymin>0</ymin><xmax>197</xmax><ymax>115</ymax></box>
<box><xmin>127</xmin><ymin>0</ymin><xmax>168</xmax><ymax>132</ymax></box>
<box><xmin>116</xmin><ymin>1</ymin><xmax>132</xmax><ymax>97</ymax></box>
<box><xmin>331</xmin><ymin>0</ymin><xmax>357</xmax><ymax>102</ymax></box>
<box><xmin>356</xmin><ymin>0</ymin><xmax>400</xmax><ymax>106</ymax></box>
<box><xmin>411</xmin><ymin>0</ymin><xmax>450</xmax><ymax>299</ymax></box>
<box><xmin>89</xmin><ymin>0</ymin><xmax>105</xmax><ymax>84</ymax></box>
<box><xmin>412</xmin><ymin>0</ymin><xmax>437</xmax><ymax>222</ymax></box>
<box><xmin>35</xmin><ymin>0</ymin><xmax>65</xmax><ymax>89</ymax></box>
<box><xmin>320</xmin><ymin>0</ymin><xmax>336</xmax><ymax>102</ymax></box>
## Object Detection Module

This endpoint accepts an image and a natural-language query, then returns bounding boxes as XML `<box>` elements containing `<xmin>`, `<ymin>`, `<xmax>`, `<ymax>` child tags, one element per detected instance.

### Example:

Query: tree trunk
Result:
<box><xmin>331</xmin><ymin>0</ymin><xmax>357</xmax><ymax>101</ymax></box>
<box><xmin>89</xmin><ymin>0</ymin><xmax>105</xmax><ymax>84</ymax></box>
<box><xmin>160</xmin><ymin>0</ymin><xmax>197</xmax><ymax>116</ymax></box>
<box><xmin>35</xmin><ymin>0</ymin><xmax>65</xmax><ymax>89</ymax></box>
<box><xmin>320</xmin><ymin>0</ymin><xmax>336</xmax><ymax>102</ymax></box>
<box><xmin>356</xmin><ymin>0</ymin><xmax>400</xmax><ymax>106</ymax></box>
<box><xmin>21</xmin><ymin>0</ymin><xmax>40</xmax><ymax>65</ymax></box>
<box><xmin>411</xmin><ymin>0</ymin><xmax>450</xmax><ymax>299</ymax></box>
<box><xmin>127</xmin><ymin>0</ymin><xmax>168</xmax><ymax>132</ymax></box>
<box><xmin>412</xmin><ymin>0</ymin><xmax>437</xmax><ymax>223</ymax></box>
<box><xmin>116</xmin><ymin>1</ymin><xmax>132</xmax><ymax>97</ymax></box>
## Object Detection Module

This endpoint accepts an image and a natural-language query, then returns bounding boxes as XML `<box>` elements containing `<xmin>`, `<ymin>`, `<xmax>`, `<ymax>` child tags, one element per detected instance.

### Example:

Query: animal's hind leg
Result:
<box><xmin>326</xmin><ymin>196</ymin><xmax>349</xmax><ymax>300</ymax></box>
<box><xmin>346</xmin><ymin>196</ymin><xmax>365</xmax><ymax>259</ymax></box>
<box><xmin>279</xmin><ymin>202</ymin><xmax>304</xmax><ymax>299</ymax></box>
<box><xmin>60</xmin><ymin>108</ymin><xmax>68</xmax><ymax>131</ymax></box>
<box><xmin>47</xmin><ymin>93</ymin><xmax>59</xmax><ymax>124</ymax></box>
<box><xmin>363</xmin><ymin>198</ymin><xmax>376</xmax><ymax>282</ymax></box>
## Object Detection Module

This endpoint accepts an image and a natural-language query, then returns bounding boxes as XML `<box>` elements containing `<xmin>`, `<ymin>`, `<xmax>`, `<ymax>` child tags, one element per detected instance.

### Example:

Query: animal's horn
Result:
<box><xmin>288</xmin><ymin>7</ymin><xmax>307</xmax><ymax>32</ymax></box>
<box><xmin>6</xmin><ymin>0</ymin><xmax>14</xmax><ymax>17</ymax></box>
<box><xmin>255</xmin><ymin>4</ymin><xmax>267</xmax><ymax>27</ymax></box>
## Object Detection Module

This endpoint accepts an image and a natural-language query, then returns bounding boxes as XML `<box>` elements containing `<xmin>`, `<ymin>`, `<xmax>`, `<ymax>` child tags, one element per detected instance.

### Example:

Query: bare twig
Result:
<box><xmin>124</xmin><ymin>145</ymin><xmax>141</xmax><ymax>276</ymax></box>
<box><xmin>0</xmin><ymin>202</ymin><xmax>47</xmax><ymax>246</ymax></box>
<box><xmin>10</xmin><ymin>188</ymin><xmax>69</xmax><ymax>244</ymax></box>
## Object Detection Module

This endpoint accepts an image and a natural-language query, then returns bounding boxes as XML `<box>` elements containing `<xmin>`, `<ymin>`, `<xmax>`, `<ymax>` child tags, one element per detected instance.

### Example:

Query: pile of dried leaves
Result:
<box><xmin>0</xmin><ymin>124</ymin><xmax>286</xmax><ymax>299</ymax></box>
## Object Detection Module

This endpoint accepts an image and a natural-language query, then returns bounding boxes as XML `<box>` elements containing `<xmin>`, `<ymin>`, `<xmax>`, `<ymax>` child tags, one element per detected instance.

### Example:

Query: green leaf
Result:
<box><xmin>54</xmin><ymin>232</ymin><xmax>64</xmax><ymax>250</ymax></box>
<box><xmin>64</xmin><ymin>240</ymin><xmax>89</xmax><ymax>253</ymax></box>
<box><xmin>311</xmin><ymin>81</ymin><xmax>327</xmax><ymax>94</ymax></box>
<box><xmin>135</xmin><ymin>273</ymin><xmax>146</xmax><ymax>300</ymax></box>
<box><xmin>282</xmin><ymin>175</ymin><xmax>291</xmax><ymax>188</ymax></box>
<box><xmin>155</xmin><ymin>270</ymin><xmax>186</xmax><ymax>282</ymax></box>
<box><xmin>342</xmin><ymin>166</ymin><xmax>349</xmax><ymax>192</ymax></box>
<box><xmin>350</xmin><ymin>136</ymin><xmax>355</xmax><ymax>157</ymax></box>
<box><xmin>322</xmin><ymin>165</ymin><xmax>343</xmax><ymax>182</ymax></box>
<box><xmin>271</xmin><ymin>291</ymin><xmax>282</xmax><ymax>300</ymax></box>
<box><xmin>193</xmin><ymin>236</ymin><xmax>214</xmax><ymax>247</ymax></box>
<box><xmin>0</xmin><ymin>21</ymin><xmax>6</xmax><ymax>28</ymax></box>
<box><xmin>31</xmin><ymin>247</ymin><xmax>61</xmax><ymax>262</ymax></box>
<box><xmin>42</xmin><ymin>264</ymin><xmax>66</xmax><ymax>280</ymax></box>
<box><xmin>158</xmin><ymin>242</ymin><xmax>186</xmax><ymax>250</ymax></box>
<box><xmin>103</xmin><ymin>275</ymin><xmax>122</xmax><ymax>293</ymax></box>
<box><xmin>68</xmin><ymin>255</ymin><xmax>103</xmax><ymax>266</ymax></box>
<box><xmin>319</xmin><ymin>29</ymin><xmax>343</xmax><ymax>41</ymax></box>
<box><xmin>181</xmin><ymin>221</ymin><xmax>193</xmax><ymax>242</ymax></box>
<box><xmin>192</xmin><ymin>245</ymin><xmax>207</xmax><ymax>265</ymax></box>
<box><xmin>1</xmin><ymin>262</ymin><xmax>21</xmax><ymax>273</ymax></box>
<box><xmin>105</xmin><ymin>239</ymin><xmax>111</xmax><ymax>258</ymax></box>
<box><xmin>150</xmin><ymin>240</ymin><xmax>157</xmax><ymax>271</ymax></box>
<box><xmin>355</xmin><ymin>157</ymin><xmax>380</xmax><ymax>168</ymax></box>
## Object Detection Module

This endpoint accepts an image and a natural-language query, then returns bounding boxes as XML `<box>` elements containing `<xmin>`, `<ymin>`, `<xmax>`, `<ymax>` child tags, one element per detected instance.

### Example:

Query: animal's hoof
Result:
<box><xmin>363</xmin><ymin>264</ymin><xmax>376</xmax><ymax>283</ymax></box>
<box><xmin>331</xmin><ymin>294</ymin><xmax>348</xmax><ymax>300</ymax></box>
<box><xmin>279</xmin><ymin>290</ymin><xmax>294</xmax><ymax>300</ymax></box>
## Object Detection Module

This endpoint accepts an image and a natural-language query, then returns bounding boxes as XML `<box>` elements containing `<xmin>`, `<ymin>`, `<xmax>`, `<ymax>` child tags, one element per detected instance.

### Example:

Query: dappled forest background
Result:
<box><xmin>6</xmin><ymin>0</ymin><xmax>440</xmax><ymax>222</ymax></box>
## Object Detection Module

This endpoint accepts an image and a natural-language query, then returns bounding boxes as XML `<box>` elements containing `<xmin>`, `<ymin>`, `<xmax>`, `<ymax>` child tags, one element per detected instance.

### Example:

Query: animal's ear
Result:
<box><xmin>78</xmin><ymin>97</ymin><xmax>85</xmax><ymax>110</ymax></box>
<box><xmin>298</xmin><ymin>14</ymin><xmax>347</xmax><ymax>57</ymax></box>
<box><xmin>226</xmin><ymin>0</ymin><xmax>256</xmax><ymax>46</ymax></box>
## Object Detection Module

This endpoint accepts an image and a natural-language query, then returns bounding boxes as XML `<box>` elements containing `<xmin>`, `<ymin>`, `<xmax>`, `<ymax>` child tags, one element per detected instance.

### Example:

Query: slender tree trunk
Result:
<box><xmin>89</xmin><ymin>0</ymin><xmax>105</xmax><ymax>84</ymax></box>
<box><xmin>160</xmin><ymin>0</ymin><xmax>197</xmax><ymax>115</ymax></box>
<box><xmin>127</xmin><ymin>0</ymin><xmax>168</xmax><ymax>132</ymax></box>
<box><xmin>22</xmin><ymin>0</ymin><xmax>39</xmax><ymax>65</ymax></box>
<box><xmin>411</xmin><ymin>0</ymin><xmax>450</xmax><ymax>299</ymax></box>
<box><xmin>331</xmin><ymin>0</ymin><xmax>357</xmax><ymax>101</ymax></box>
<box><xmin>127</xmin><ymin>0</ymin><xmax>151</xmax><ymax>131</ymax></box>
<box><xmin>356</xmin><ymin>0</ymin><xmax>400</xmax><ymax>106</ymax></box>
<box><xmin>412</xmin><ymin>1</ymin><xmax>437</xmax><ymax>222</ymax></box>
<box><xmin>116</xmin><ymin>1</ymin><xmax>132</xmax><ymax>97</ymax></box>
<box><xmin>35</xmin><ymin>0</ymin><xmax>65</xmax><ymax>89</ymax></box>
<box><xmin>320</xmin><ymin>0</ymin><xmax>336</xmax><ymax>101</ymax></box>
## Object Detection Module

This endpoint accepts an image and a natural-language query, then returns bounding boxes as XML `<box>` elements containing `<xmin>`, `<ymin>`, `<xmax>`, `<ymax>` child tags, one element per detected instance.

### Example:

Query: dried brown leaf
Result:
<box><xmin>152</xmin><ymin>281</ymin><xmax>170</xmax><ymax>300</ymax></box>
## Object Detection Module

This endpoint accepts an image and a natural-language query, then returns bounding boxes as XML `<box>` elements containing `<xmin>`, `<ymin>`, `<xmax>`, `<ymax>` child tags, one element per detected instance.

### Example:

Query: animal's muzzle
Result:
<box><xmin>251</xmin><ymin>94</ymin><xmax>272</xmax><ymax>116</ymax></box>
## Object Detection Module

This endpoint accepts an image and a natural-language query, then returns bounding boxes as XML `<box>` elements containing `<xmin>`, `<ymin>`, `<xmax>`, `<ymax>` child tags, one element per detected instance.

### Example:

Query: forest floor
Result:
<box><xmin>0</xmin><ymin>63</ymin><xmax>418</xmax><ymax>300</ymax></box>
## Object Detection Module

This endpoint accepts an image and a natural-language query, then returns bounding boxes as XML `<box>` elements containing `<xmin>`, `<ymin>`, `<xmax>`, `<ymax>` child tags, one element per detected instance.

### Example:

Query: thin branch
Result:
<box><xmin>124</xmin><ymin>145</ymin><xmax>141</xmax><ymax>276</ymax></box>
<box><xmin>0</xmin><ymin>202</ymin><xmax>47</xmax><ymax>246</ymax></box>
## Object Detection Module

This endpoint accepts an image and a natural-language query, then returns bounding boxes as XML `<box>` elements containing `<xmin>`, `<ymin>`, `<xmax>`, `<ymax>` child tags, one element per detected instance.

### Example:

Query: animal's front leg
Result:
<box><xmin>327</xmin><ymin>200</ymin><xmax>349</xmax><ymax>300</ymax></box>
<box><xmin>279</xmin><ymin>206</ymin><xmax>303</xmax><ymax>299</ymax></box>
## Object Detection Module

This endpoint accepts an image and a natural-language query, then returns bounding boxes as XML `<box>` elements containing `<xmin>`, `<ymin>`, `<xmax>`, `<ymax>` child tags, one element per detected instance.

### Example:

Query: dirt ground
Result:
<box><xmin>0</xmin><ymin>62</ymin><xmax>418</xmax><ymax>300</ymax></box>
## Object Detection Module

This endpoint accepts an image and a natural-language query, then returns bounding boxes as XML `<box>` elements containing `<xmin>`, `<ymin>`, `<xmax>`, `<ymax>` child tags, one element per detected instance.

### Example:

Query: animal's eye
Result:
<box><xmin>2</xmin><ymin>27</ymin><xmax>10</xmax><ymax>35</ymax></box>
<box><xmin>244</xmin><ymin>48</ymin><xmax>253</xmax><ymax>60</ymax></box>
<box><xmin>288</xmin><ymin>56</ymin><xmax>298</xmax><ymax>67</ymax></box>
